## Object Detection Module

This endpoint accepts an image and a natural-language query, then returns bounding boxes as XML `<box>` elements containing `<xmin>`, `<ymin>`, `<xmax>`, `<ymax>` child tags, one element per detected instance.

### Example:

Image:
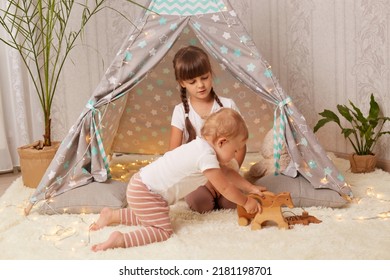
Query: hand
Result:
<box><xmin>249</xmin><ymin>185</ymin><xmax>268</xmax><ymax>198</ymax></box>
<box><xmin>243</xmin><ymin>196</ymin><xmax>261</xmax><ymax>214</ymax></box>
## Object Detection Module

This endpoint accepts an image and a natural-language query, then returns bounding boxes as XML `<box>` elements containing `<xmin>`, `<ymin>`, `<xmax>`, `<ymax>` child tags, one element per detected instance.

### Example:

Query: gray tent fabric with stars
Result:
<box><xmin>28</xmin><ymin>0</ymin><xmax>352</xmax><ymax>207</ymax></box>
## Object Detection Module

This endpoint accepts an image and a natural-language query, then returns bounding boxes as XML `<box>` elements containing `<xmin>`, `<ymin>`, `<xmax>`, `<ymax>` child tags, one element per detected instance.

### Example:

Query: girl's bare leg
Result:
<box><xmin>90</xmin><ymin>207</ymin><xmax>121</xmax><ymax>231</ymax></box>
<box><xmin>91</xmin><ymin>231</ymin><xmax>125</xmax><ymax>252</ymax></box>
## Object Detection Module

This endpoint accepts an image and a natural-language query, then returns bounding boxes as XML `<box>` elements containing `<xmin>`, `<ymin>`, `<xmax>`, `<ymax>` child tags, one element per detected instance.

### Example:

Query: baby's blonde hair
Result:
<box><xmin>201</xmin><ymin>108</ymin><xmax>248</xmax><ymax>142</ymax></box>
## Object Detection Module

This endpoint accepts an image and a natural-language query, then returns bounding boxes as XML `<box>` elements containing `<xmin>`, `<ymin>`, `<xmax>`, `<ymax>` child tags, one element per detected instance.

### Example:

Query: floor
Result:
<box><xmin>0</xmin><ymin>171</ymin><xmax>21</xmax><ymax>197</ymax></box>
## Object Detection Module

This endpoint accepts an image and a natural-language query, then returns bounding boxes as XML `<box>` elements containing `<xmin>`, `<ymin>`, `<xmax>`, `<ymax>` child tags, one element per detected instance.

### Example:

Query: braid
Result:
<box><xmin>212</xmin><ymin>88</ymin><xmax>224</xmax><ymax>108</ymax></box>
<box><xmin>180</xmin><ymin>87</ymin><xmax>197</xmax><ymax>143</ymax></box>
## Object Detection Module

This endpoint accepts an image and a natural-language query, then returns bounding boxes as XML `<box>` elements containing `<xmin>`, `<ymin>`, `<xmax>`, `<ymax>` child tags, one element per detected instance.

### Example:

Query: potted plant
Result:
<box><xmin>0</xmin><ymin>0</ymin><xmax>143</xmax><ymax>187</ymax></box>
<box><xmin>313</xmin><ymin>93</ymin><xmax>390</xmax><ymax>173</ymax></box>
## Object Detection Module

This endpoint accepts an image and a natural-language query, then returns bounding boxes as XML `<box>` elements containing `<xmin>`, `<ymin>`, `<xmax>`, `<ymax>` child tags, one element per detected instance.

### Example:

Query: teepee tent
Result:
<box><xmin>28</xmin><ymin>0</ymin><xmax>352</xmax><ymax>208</ymax></box>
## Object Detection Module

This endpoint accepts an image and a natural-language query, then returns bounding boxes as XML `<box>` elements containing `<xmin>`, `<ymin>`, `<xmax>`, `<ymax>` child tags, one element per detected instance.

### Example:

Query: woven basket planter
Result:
<box><xmin>17</xmin><ymin>141</ymin><xmax>60</xmax><ymax>188</ymax></box>
<box><xmin>349</xmin><ymin>154</ymin><xmax>377</xmax><ymax>173</ymax></box>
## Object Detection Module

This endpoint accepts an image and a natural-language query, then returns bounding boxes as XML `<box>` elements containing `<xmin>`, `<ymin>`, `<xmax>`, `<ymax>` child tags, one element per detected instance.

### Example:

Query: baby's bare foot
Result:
<box><xmin>91</xmin><ymin>231</ymin><xmax>125</xmax><ymax>251</ymax></box>
<box><xmin>89</xmin><ymin>207</ymin><xmax>114</xmax><ymax>231</ymax></box>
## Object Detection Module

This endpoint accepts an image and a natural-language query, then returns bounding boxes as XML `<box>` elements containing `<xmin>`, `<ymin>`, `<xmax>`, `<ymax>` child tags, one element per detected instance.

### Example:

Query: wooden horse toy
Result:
<box><xmin>237</xmin><ymin>192</ymin><xmax>294</xmax><ymax>230</ymax></box>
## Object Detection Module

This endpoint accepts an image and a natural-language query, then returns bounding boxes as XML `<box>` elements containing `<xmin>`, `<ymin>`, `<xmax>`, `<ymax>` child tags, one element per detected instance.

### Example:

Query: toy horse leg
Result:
<box><xmin>278</xmin><ymin>220</ymin><xmax>289</xmax><ymax>229</ymax></box>
<box><xmin>251</xmin><ymin>220</ymin><xmax>262</xmax><ymax>230</ymax></box>
<box><xmin>251</xmin><ymin>213</ymin><xmax>265</xmax><ymax>230</ymax></box>
<box><xmin>238</xmin><ymin>217</ymin><xmax>249</xmax><ymax>226</ymax></box>
<box><xmin>276</xmin><ymin>217</ymin><xmax>289</xmax><ymax>229</ymax></box>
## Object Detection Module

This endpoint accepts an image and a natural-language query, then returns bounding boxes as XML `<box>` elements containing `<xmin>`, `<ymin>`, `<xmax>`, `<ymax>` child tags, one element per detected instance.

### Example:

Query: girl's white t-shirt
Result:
<box><xmin>139</xmin><ymin>137</ymin><xmax>220</xmax><ymax>205</ymax></box>
<box><xmin>171</xmin><ymin>97</ymin><xmax>239</xmax><ymax>143</ymax></box>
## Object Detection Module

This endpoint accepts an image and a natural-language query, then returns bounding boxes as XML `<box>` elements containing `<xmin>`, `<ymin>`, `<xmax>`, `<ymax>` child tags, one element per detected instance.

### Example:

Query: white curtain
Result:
<box><xmin>0</xmin><ymin>21</ymin><xmax>43</xmax><ymax>172</ymax></box>
<box><xmin>0</xmin><ymin>86</ymin><xmax>12</xmax><ymax>172</ymax></box>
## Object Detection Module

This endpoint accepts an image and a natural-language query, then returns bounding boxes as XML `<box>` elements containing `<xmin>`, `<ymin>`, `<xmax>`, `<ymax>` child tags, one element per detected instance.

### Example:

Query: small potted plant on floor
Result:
<box><xmin>313</xmin><ymin>93</ymin><xmax>390</xmax><ymax>173</ymax></box>
<box><xmin>0</xmin><ymin>0</ymin><xmax>143</xmax><ymax>187</ymax></box>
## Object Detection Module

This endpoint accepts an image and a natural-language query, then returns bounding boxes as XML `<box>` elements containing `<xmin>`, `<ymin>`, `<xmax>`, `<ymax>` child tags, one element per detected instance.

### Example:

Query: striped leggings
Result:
<box><xmin>118</xmin><ymin>172</ymin><xmax>173</xmax><ymax>248</ymax></box>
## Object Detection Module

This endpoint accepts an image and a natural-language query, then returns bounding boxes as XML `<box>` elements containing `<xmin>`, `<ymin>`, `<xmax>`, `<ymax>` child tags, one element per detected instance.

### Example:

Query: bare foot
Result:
<box><xmin>91</xmin><ymin>231</ymin><xmax>126</xmax><ymax>252</ymax></box>
<box><xmin>89</xmin><ymin>207</ymin><xmax>114</xmax><ymax>231</ymax></box>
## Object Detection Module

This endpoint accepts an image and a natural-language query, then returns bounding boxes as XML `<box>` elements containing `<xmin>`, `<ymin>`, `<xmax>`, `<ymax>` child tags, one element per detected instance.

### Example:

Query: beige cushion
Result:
<box><xmin>254</xmin><ymin>174</ymin><xmax>348</xmax><ymax>208</ymax></box>
<box><xmin>39</xmin><ymin>180</ymin><xmax>128</xmax><ymax>215</ymax></box>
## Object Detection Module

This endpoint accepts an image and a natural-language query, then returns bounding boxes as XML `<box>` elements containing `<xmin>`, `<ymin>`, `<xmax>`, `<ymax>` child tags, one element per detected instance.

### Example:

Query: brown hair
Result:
<box><xmin>201</xmin><ymin>108</ymin><xmax>248</xmax><ymax>143</ymax></box>
<box><xmin>173</xmin><ymin>45</ymin><xmax>223</xmax><ymax>143</ymax></box>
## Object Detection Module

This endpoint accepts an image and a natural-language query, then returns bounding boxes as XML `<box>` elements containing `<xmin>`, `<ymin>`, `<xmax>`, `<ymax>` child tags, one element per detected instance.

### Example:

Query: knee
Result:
<box><xmin>184</xmin><ymin>185</ymin><xmax>215</xmax><ymax>213</ymax></box>
<box><xmin>217</xmin><ymin>196</ymin><xmax>237</xmax><ymax>210</ymax></box>
<box><xmin>156</xmin><ymin>228</ymin><xmax>174</xmax><ymax>243</ymax></box>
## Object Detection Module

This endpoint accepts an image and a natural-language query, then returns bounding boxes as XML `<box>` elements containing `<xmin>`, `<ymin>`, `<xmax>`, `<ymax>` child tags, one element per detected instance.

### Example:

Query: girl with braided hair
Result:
<box><xmin>169</xmin><ymin>45</ymin><xmax>247</xmax><ymax>213</ymax></box>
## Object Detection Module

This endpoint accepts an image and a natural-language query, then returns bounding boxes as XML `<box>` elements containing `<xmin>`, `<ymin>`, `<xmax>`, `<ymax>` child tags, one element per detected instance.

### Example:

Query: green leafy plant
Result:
<box><xmin>0</xmin><ymin>0</ymin><xmax>144</xmax><ymax>147</ymax></box>
<box><xmin>313</xmin><ymin>93</ymin><xmax>390</xmax><ymax>155</ymax></box>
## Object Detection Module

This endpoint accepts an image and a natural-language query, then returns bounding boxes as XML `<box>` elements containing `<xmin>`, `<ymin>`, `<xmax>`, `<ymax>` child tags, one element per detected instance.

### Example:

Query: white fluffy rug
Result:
<box><xmin>1</xmin><ymin>155</ymin><xmax>390</xmax><ymax>260</ymax></box>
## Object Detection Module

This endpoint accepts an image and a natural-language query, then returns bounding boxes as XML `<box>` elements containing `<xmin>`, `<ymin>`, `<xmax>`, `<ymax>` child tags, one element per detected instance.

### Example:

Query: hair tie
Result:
<box><xmin>185</xmin><ymin>113</ymin><xmax>189</xmax><ymax>118</ymax></box>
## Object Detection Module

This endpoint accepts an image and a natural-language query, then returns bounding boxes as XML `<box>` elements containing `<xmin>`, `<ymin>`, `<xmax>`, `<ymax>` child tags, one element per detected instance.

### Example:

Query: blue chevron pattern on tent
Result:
<box><xmin>149</xmin><ymin>0</ymin><xmax>226</xmax><ymax>15</ymax></box>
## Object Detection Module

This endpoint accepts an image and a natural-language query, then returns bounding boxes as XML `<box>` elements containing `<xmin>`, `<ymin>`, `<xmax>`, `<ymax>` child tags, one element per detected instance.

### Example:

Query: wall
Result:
<box><xmin>51</xmin><ymin>0</ymin><xmax>390</xmax><ymax>163</ymax></box>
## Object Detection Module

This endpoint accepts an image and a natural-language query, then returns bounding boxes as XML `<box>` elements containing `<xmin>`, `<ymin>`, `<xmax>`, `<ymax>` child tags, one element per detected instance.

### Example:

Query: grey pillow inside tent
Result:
<box><xmin>254</xmin><ymin>174</ymin><xmax>348</xmax><ymax>208</ymax></box>
<box><xmin>39</xmin><ymin>179</ymin><xmax>128</xmax><ymax>215</ymax></box>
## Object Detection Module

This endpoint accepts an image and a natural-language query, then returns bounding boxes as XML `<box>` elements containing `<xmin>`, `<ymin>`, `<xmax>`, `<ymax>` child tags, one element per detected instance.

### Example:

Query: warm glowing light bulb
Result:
<box><xmin>366</xmin><ymin>187</ymin><xmax>375</xmax><ymax>196</ymax></box>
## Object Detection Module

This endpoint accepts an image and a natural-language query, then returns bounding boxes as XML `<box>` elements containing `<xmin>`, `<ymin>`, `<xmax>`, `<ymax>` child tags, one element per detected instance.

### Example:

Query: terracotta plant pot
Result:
<box><xmin>349</xmin><ymin>154</ymin><xmax>377</xmax><ymax>173</ymax></box>
<box><xmin>17</xmin><ymin>141</ymin><xmax>61</xmax><ymax>188</ymax></box>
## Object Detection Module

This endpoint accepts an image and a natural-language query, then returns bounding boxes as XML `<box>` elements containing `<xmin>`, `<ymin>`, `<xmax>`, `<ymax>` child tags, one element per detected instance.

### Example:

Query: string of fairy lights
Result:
<box><xmin>352</xmin><ymin>187</ymin><xmax>390</xmax><ymax>221</ymax></box>
<box><xmin>1</xmin><ymin>162</ymin><xmax>389</xmax><ymax>252</ymax></box>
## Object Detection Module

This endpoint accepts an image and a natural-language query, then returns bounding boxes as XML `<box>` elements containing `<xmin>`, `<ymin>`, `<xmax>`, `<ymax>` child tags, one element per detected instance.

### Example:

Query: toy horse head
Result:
<box><xmin>272</xmin><ymin>192</ymin><xmax>294</xmax><ymax>209</ymax></box>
